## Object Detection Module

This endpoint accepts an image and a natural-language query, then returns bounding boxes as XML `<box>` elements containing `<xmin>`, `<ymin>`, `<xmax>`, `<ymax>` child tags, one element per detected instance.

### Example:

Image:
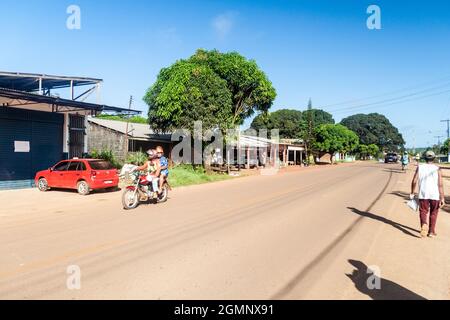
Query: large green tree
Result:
<box><xmin>440</xmin><ymin>138</ymin><xmax>450</xmax><ymax>155</ymax></box>
<box><xmin>145</xmin><ymin>49</ymin><xmax>276</xmax><ymax>133</ymax></box>
<box><xmin>313</xmin><ymin>124</ymin><xmax>359</xmax><ymax>163</ymax></box>
<box><xmin>144</xmin><ymin>61</ymin><xmax>233</xmax><ymax>133</ymax></box>
<box><xmin>302</xmin><ymin>108</ymin><xmax>335</xmax><ymax>128</ymax></box>
<box><xmin>358</xmin><ymin>143</ymin><xmax>380</xmax><ymax>160</ymax></box>
<box><xmin>340</xmin><ymin>113</ymin><xmax>405</xmax><ymax>151</ymax></box>
<box><xmin>189</xmin><ymin>49</ymin><xmax>277</xmax><ymax>126</ymax></box>
<box><xmin>299</xmin><ymin>100</ymin><xmax>335</xmax><ymax>163</ymax></box>
<box><xmin>250</xmin><ymin>109</ymin><xmax>303</xmax><ymax>139</ymax></box>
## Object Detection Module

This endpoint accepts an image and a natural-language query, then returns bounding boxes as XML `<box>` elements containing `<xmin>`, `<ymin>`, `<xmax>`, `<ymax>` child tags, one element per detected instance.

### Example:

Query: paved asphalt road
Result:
<box><xmin>0</xmin><ymin>162</ymin><xmax>447</xmax><ymax>299</ymax></box>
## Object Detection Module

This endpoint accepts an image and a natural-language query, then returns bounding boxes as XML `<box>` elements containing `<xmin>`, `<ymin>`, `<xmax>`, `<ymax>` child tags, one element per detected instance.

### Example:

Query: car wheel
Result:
<box><xmin>37</xmin><ymin>178</ymin><xmax>49</xmax><ymax>192</ymax></box>
<box><xmin>77</xmin><ymin>181</ymin><xmax>90</xmax><ymax>195</ymax></box>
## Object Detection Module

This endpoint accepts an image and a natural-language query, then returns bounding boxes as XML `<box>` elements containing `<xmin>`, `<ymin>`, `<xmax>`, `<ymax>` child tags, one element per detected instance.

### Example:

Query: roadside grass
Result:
<box><xmin>169</xmin><ymin>165</ymin><xmax>233</xmax><ymax>188</ymax></box>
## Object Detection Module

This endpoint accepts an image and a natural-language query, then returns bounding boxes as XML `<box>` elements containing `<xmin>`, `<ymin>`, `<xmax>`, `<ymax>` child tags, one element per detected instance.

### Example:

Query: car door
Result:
<box><xmin>65</xmin><ymin>161</ymin><xmax>82</xmax><ymax>188</ymax></box>
<box><xmin>48</xmin><ymin>161</ymin><xmax>69</xmax><ymax>187</ymax></box>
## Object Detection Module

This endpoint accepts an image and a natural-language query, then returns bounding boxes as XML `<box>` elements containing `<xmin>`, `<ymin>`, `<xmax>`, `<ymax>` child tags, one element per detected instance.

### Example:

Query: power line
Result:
<box><xmin>441</xmin><ymin>119</ymin><xmax>450</xmax><ymax>140</ymax></box>
<box><xmin>332</xmin><ymin>88</ymin><xmax>450</xmax><ymax>115</ymax></box>
<box><xmin>328</xmin><ymin>82</ymin><xmax>450</xmax><ymax>113</ymax></box>
<box><xmin>124</xmin><ymin>95</ymin><xmax>134</xmax><ymax>159</ymax></box>
<box><xmin>434</xmin><ymin>135</ymin><xmax>444</xmax><ymax>145</ymax></box>
<box><xmin>322</xmin><ymin>74</ymin><xmax>450</xmax><ymax>108</ymax></box>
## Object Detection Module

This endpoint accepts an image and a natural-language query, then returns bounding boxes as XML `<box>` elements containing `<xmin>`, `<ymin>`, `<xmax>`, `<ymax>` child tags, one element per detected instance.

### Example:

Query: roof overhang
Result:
<box><xmin>0</xmin><ymin>88</ymin><xmax>140</xmax><ymax>115</ymax></box>
<box><xmin>0</xmin><ymin>71</ymin><xmax>102</xmax><ymax>92</ymax></box>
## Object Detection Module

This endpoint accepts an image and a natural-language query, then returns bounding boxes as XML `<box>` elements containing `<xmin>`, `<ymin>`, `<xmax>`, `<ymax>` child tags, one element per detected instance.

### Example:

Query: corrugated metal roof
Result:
<box><xmin>88</xmin><ymin>117</ymin><xmax>171</xmax><ymax>141</ymax></box>
<box><xmin>0</xmin><ymin>87</ymin><xmax>140</xmax><ymax>114</ymax></box>
<box><xmin>0</xmin><ymin>71</ymin><xmax>102</xmax><ymax>92</ymax></box>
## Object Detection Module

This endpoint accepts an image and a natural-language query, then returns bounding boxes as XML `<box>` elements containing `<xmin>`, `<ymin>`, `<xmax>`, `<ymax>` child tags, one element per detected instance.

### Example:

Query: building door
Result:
<box><xmin>69</xmin><ymin>114</ymin><xmax>85</xmax><ymax>159</ymax></box>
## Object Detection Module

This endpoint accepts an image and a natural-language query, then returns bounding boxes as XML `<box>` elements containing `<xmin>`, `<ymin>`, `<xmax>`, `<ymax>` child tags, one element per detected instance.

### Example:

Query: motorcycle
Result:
<box><xmin>120</xmin><ymin>165</ymin><xmax>170</xmax><ymax>210</ymax></box>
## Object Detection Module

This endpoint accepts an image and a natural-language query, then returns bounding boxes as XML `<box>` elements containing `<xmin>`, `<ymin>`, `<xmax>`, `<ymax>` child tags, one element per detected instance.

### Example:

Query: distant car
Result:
<box><xmin>385</xmin><ymin>153</ymin><xmax>399</xmax><ymax>164</ymax></box>
<box><xmin>35</xmin><ymin>159</ymin><xmax>119</xmax><ymax>195</ymax></box>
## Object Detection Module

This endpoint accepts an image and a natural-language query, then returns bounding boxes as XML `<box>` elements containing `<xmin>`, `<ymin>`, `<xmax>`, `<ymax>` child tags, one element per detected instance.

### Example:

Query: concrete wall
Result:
<box><xmin>87</xmin><ymin>122</ymin><xmax>127</xmax><ymax>161</ymax></box>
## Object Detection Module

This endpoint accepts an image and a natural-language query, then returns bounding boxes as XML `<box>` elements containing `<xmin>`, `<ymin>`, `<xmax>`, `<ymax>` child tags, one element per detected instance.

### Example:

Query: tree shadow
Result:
<box><xmin>391</xmin><ymin>191</ymin><xmax>450</xmax><ymax>214</ymax></box>
<box><xmin>346</xmin><ymin>259</ymin><xmax>427</xmax><ymax>300</ymax></box>
<box><xmin>347</xmin><ymin>207</ymin><xmax>420</xmax><ymax>238</ymax></box>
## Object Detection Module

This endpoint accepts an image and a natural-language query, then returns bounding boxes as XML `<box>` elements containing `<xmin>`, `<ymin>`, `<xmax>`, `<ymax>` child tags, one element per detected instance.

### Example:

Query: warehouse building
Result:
<box><xmin>0</xmin><ymin>72</ymin><xmax>139</xmax><ymax>190</ymax></box>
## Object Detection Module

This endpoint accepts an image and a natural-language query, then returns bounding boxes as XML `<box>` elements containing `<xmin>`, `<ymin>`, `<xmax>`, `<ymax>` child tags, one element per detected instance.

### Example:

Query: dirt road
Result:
<box><xmin>0</xmin><ymin>162</ymin><xmax>448</xmax><ymax>299</ymax></box>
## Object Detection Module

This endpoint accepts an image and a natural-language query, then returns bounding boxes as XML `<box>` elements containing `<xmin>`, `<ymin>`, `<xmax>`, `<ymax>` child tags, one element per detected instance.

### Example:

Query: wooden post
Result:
<box><xmin>246</xmin><ymin>148</ymin><xmax>250</xmax><ymax>169</ymax></box>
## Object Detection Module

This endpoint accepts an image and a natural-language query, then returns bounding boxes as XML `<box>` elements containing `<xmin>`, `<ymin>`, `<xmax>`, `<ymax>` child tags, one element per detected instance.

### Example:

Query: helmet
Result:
<box><xmin>146</xmin><ymin>149</ymin><xmax>157</xmax><ymax>159</ymax></box>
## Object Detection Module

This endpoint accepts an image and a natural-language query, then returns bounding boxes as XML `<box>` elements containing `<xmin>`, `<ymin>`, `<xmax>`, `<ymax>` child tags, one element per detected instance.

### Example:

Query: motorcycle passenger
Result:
<box><xmin>133</xmin><ymin>149</ymin><xmax>161</xmax><ymax>198</ymax></box>
<box><xmin>155</xmin><ymin>146</ymin><xmax>169</xmax><ymax>195</ymax></box>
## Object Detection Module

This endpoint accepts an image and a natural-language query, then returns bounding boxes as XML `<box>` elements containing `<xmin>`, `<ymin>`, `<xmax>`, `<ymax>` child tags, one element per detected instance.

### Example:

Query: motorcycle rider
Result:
<box><xmin>133</xmin><ymin>149</ymin><xmax>160</xmax><ymax>198</ymax></box>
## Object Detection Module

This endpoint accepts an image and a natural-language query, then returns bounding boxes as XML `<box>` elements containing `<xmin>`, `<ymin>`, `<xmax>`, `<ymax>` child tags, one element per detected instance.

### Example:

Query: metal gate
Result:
<box><xmin>69</xmin><ymin>114</ymin><xmax>85</xmax><ymax>159</ymax></box>
<box><xmin>0</xmin><ymin>108</ymin><xmax>63</xmax><ymax>189</ymax></box>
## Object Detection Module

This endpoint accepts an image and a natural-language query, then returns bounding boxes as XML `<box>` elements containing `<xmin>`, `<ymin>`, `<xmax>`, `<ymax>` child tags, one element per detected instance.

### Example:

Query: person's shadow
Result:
<box><xmin>346</xmin><ymin>260</ymin><xmax>426</xmax><ymax>300</ymax></box>
<box><xmin>391</xmin><ymin>190</ymin><xmax>450</xmax><ymax>214</ymax></box>
<box><xmin>347</xmin><ymin>207</ymin><xmax>421</xmax><ymax>238</ymax></box>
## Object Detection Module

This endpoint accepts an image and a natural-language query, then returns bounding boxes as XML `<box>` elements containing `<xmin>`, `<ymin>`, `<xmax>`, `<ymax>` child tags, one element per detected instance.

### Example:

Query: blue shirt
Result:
<box><xmin>160</xmin><ymin>156</ymin><xmax>169</xmax><ymax>176</ymax></box>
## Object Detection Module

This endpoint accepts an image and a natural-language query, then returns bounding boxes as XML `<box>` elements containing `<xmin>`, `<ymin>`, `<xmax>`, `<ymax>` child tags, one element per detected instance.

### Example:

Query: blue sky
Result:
<box><xmin>1</xmin><ymin>0</ymin><xmax>450</xmax><ymax>148</ymax></box>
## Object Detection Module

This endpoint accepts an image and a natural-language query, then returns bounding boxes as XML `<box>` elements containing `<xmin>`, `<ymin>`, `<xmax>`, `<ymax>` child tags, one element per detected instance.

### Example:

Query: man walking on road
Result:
<box><xmin>411</xmin><ymin>151</ymin><xmax>445</xmax><ymax>238</ymax></box>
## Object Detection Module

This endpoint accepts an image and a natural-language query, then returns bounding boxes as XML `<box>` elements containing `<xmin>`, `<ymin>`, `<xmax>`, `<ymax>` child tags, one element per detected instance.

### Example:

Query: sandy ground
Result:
<box><xmin>0</xmin><ymin>162</ymin><xmax>448</xmax><ymax>300</ymax></box>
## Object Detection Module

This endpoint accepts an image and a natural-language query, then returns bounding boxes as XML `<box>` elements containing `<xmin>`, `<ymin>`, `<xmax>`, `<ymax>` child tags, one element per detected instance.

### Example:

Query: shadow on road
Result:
<box><xmin>44</xmin><ymin>187</ymin><xmax>122</xmax><ymax>196</ymax></box>
<box><xmin>382</xmin><ymin>169</ymin><xmax>407</xmax><ymax>174</ymax></box>
<box><xmin>347</xmin><ymin>207</ymin><xmax>420</xmax><ymax>238</ymax></box>
<box><xmin>391</xmin><ymin>191</ymin><xmax>450</xmax><ymax>214</ymax></box>
<box><xmin>346</xmin><ymin>259</ymin><xmax>427</xmax><ymax>300</ymax></box>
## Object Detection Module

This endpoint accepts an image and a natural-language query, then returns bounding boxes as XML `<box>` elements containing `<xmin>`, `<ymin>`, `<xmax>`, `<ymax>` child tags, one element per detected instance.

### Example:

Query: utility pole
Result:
<box><xmin>434</xmin><ymin>135</ymin><xmax>444</xmax><ymax>146</ymax></box>
<box><xmin>441</xmin><ymin>119</ymin><xmax>450</xmax><ymax>162</ymax></box>
<box><xmin>124</xmin><ymin>95</ymin><xmax>133</xmax><ymax>160</ymax></box>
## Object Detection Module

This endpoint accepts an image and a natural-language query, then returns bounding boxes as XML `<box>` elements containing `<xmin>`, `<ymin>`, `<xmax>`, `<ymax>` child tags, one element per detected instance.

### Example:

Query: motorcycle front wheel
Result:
<box><xmin>122</xmin><ymin>189</ymin><xmax>139</xmax><ymax>210</ymax></box>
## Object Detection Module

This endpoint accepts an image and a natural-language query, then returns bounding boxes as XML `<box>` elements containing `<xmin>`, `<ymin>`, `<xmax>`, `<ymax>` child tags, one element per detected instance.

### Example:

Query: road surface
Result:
<box><xmin>0</xmin><ymin>162</ymin><xmax>449</xmax><ymax>299</ymax></box>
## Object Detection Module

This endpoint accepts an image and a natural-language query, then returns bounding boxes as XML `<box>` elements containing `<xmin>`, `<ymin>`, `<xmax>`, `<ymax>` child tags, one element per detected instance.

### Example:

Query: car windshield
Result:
<box><xmin>88</xmin><ymin>160</ymin><xmax>115</xmax><ymax>170</ymax></box>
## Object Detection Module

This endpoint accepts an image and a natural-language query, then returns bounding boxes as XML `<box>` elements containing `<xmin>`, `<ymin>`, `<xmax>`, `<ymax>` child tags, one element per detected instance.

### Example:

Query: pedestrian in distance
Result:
<box><xmin>410</xmin><ymin>150</ymin><xmax>445</xmax><ymax>238</ymax></box>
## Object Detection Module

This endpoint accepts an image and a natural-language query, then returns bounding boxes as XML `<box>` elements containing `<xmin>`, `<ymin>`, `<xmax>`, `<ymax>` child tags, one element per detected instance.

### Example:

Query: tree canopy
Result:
<box><xmin>250</xmin><ymin>107</ymin><xmax>334</xmax><ymax>140</ymax></box>
<box><xmin>190</xmin><ymin>49</ymin><xmax>277</xmax><ymax>126</ymax></box>
<box><xmin>95</xmin><ymin>114</ymin><xmax>148</xmax><ymax>124</ymax></box>
<box><xmin>302</xmin><ymin>108</ymin><xmax>335</xmax><ymax>127</ymax></box>
<box><xmin>250</xmin><ymin>109</ymin><xmax>303</xmax><ymax>139</ymax></box>
<box><xmin>340</xmin><ymin>113</ymin><xmax>405</xmax><ymax>151</ymax></box>
<box><xmin>313</xmin><ymin>124</ymin><xmax>359</xmax><ymax>159</ymax></box>
<box><xmin>145</xmin><ymin>49</ymin><xmax>277</xmax><ymax>133</ymax></box>
<box><xmin>144</xmin><ymin>61</ymin><xmax>233</xmax><ymax>133</ymax></box>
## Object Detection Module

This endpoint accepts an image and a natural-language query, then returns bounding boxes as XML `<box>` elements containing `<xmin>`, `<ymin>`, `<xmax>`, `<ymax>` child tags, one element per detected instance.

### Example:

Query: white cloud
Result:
<box><xmin>212</xmin><ymin>12</ymin><xmax>237</xmax><ymax>39</ymax></box>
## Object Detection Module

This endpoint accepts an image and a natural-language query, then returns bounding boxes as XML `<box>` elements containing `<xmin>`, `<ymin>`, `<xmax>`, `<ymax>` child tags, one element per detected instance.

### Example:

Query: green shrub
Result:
<box><xmin>169</xmin><ymin>164</ymin><xmax>231</xmax><ymax>187</ymax></box>
<box><xmin>88</xmin><ymin>149</ymin><xmax>123</xmax><ymax>168</ymax></box>
<box><xmin>126</xmin><ymin>152</ymin><xmax>148</xmax><ymax>166</ymax></box>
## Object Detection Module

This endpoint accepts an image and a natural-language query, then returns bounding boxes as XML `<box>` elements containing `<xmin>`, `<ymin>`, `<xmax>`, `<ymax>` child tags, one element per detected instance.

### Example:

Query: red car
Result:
<box><xmin>35</xmin><ymin>159</ymin><xmax>120</xmax><ymax>195</ymax></box>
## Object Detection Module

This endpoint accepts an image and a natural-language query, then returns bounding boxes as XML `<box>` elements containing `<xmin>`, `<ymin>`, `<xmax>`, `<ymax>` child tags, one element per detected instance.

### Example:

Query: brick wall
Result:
<box><xmin>87</xmin><ymin>122</ymin><xmax>127</xmax><ymax>161</ymax></box>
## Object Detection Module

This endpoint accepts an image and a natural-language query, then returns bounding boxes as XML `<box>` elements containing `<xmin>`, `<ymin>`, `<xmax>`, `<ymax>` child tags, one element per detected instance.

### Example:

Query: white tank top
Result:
<box><xmin>418</xmin><ymin>164</ymin><xmax>440</xmax><ymax>200</ymax></box>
